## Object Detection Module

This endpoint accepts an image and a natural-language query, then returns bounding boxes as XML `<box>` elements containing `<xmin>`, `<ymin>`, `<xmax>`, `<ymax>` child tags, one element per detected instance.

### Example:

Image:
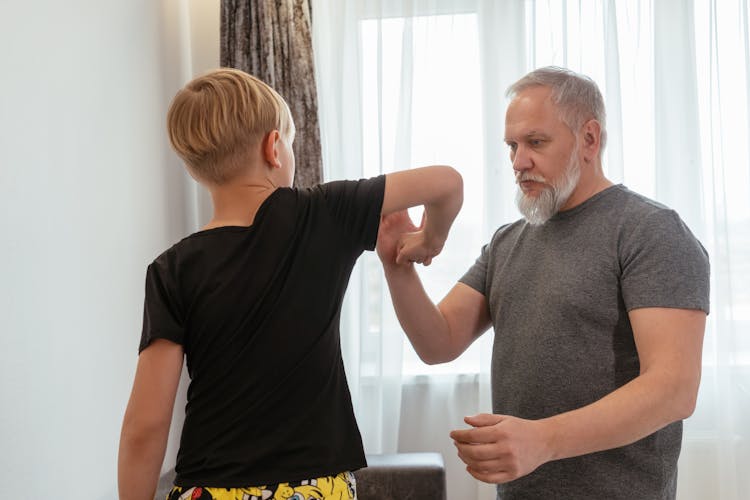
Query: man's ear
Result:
<box><xmin>262</xmin><ymin>130</ymin><xmax>281</xmax><ymax>168</ymax></box>
<box><xmin>581</xmin><ymin>119</ymin><xmax>601</xmax><ymax>162</ymax></box>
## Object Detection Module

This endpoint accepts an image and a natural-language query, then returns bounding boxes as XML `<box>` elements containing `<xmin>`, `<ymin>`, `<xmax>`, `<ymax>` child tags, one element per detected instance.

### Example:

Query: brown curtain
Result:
<box><xmin>221</xmin><ymin>0</ymin><xmax>322</xmax><ymax>188</ymax></box>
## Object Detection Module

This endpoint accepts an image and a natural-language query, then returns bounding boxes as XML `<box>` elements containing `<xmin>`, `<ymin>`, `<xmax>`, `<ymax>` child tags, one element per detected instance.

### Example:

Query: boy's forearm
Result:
<box><xmin>422</xmin><ymin>169</ymin><xmax>463</xmax><ymax>247</ymax></box>
<box><xmin>118</xmin><ymin>428</ymin><xmax>169</xmax><ymax>500</ymax></box>
<box><xmin>423</xmin><ymin>193</ymin><xmax>462</xmax><ymax>249</ymax></box>
<box><xmin>383</xmin><ymin>265</ymin><xmax>455</xmax><ymax>364</ymax></box>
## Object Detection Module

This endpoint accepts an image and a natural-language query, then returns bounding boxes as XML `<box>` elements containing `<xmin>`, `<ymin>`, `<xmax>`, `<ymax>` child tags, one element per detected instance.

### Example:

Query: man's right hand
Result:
<box><xmin>376</xmin><ymin>209</ymin><xmax>492</xmax><ymax>364</ymax></box>
<box><xmin>376</xmin><ymin>210</ymin><xmax>420</xmax><ymax>268</ymax></box>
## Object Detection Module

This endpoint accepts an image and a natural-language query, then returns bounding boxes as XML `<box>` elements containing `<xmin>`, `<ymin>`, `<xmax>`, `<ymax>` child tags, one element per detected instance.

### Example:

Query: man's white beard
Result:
<box><xmin>515</xmin><ymin>151</ymin><xmax>581</xmax><ymax>225</ymax></box>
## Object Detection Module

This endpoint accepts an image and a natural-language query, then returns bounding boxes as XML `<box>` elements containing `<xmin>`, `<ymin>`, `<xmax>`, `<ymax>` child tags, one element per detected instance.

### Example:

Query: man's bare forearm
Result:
<box><xmin>382</xmin><ymin>265</ymin><xmax>457</xmax><ymax>364</ymax></box>
<box><xmin>542</xmin><ymin>308</ymin><xmax>705</xmax><ymax>461</ymax></box>
<box><xmin>541</xmin><ymin>367</ymin><xmax>698</xmax><ymax>462</ymax></box>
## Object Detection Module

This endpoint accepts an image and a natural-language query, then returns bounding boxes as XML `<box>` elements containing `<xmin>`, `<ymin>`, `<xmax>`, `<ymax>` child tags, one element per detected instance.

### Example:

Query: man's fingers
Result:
<box><xmin>465</xmin><ymin>466</ymin><xmax>516</xmax><ymax>484</ymax></box>
<box><xmin>450</xmin><ymin>428</ymin><xmax>479</xmax><ymax>443</ymax></box>
<box><xmin>457</xmin><ymin>450</ymin><xmax>520</xmax><ymax>485</ymax></box>
<box><xmin>450</xmin><ymin>423</ymin><xmax>501</xmax><ymax>444</ymax></box>
<box><xmin>454</xmin><ymin>442</ymin><xmax>506</xmax><ymax>462</ymax></box>
<box><xmin>465</xmin><ymin>413</ymin><xmax>506</xmax><ymax>427</ymax></box>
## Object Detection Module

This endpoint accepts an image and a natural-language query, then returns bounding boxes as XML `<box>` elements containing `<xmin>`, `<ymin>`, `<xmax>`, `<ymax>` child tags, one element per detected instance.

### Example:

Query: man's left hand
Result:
<box><xmin>450</xmin><ymin>413</ymin><xmax>554</xmax><ymax>484</ymax></box>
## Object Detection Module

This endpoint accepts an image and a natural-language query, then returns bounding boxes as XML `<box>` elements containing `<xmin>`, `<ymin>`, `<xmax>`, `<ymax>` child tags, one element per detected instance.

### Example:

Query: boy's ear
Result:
<box><xmin>262</xmin><ymin>130</ymin><xmax>282</xmax><ymax>169</ymax></box>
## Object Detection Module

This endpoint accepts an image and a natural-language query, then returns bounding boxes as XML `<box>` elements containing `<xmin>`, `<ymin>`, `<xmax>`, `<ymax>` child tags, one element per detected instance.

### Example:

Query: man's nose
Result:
<box><xmin>512</xmin><ymin>146</ymin><xmax>532</xmax><ymax>173</ymax></box>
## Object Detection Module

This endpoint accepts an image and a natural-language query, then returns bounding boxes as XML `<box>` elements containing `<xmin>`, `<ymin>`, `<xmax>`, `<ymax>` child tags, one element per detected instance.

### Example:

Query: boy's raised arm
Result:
<box><xmin>381</xmin><ymin>166</ymin><xmax>463</xmax><ymax>265</ymax></box>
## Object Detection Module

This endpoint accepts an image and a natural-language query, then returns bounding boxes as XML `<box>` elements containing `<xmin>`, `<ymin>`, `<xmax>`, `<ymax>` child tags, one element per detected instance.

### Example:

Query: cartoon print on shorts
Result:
<box><xmin>287</xmin><ymin>472</ymin><xmax>356</xmax><ymax>500</ymax></box>
<box><xmin>167</xmin><ymin>485</ymin><xmax>272</xmax><ymax>500</ymax></box>
<box><xmin>167</xmin><ymin>472</ymin><xmax>355</xmax><ymax>500</ymax></box>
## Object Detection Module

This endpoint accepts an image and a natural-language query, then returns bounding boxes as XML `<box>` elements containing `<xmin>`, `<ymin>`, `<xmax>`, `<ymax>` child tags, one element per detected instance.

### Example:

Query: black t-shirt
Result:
<box><xmin>139</xmin><ymin>175</ymin><xmax>386</xmax><ymax>487</ymax></box>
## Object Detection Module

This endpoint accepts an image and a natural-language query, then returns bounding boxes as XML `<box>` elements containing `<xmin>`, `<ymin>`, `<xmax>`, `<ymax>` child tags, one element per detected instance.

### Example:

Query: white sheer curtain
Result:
<box><xmin>312</xmin><ymin>1</ymin><xmax>750</xmax><ymax>499</ymax></box>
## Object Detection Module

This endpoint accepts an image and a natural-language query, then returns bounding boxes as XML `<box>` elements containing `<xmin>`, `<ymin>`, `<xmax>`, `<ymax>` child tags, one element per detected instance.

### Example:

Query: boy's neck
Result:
<box><xmin>203</xmin><ymin>176</ymin><xmax>279</xmax><ymax>231</ymax></box>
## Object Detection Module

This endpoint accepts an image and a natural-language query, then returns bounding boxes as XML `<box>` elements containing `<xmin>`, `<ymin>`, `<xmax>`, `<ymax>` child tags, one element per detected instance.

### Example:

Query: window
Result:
<box><xmin>360</xmin><ymin>11</ymin><xmax>490</xmax><ymax>375</ymax></box>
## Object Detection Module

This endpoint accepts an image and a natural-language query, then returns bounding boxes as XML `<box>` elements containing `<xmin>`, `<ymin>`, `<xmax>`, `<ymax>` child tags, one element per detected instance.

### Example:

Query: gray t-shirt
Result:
<box><xmin>460</xmin><ymin>184</ymin><xmax>710</xmax><ymax>500</ymax></box>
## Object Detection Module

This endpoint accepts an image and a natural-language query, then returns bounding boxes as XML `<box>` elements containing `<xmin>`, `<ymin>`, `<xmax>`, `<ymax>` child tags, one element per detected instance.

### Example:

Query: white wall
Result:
<box><xmin>0</xmin><ymin>1</ymin><xmax>218</xmax><ymax>498</ymax></box>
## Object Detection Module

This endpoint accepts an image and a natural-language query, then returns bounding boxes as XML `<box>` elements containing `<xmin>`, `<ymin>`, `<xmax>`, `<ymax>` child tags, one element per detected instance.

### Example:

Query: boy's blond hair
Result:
<box><xmin>167</xmin><ymin>68</ymin><xmax>294</xmax><ymax>184</ymax></box>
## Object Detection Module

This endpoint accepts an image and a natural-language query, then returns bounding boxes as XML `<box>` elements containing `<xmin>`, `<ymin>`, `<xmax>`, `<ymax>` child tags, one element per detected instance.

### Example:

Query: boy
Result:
<box><xmin>117</xmin><ymin>68</ymin><xmax>462</xmax><ymax>500</ymax></box>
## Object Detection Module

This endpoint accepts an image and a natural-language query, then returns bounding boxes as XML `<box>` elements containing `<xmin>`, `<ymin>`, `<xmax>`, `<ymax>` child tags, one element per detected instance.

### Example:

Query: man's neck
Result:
<box><xmin>561</xmin><ymin>165</ymin><xmax>613</xmax><ymax>212</ymax></box>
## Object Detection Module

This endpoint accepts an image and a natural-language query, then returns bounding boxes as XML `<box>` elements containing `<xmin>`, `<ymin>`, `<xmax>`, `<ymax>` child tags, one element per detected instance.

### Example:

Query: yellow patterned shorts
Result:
<box><xmin>166</xmin><ymin>471</ymin><xmax>356</xmax><ymax>500</ymax></box>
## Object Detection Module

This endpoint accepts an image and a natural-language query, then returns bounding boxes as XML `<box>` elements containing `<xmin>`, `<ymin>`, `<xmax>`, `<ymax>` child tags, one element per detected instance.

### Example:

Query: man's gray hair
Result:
<box><xmin>507</xmin><ymin>66</ymin><xmax>607</xmax><ymax>151</ymax></box>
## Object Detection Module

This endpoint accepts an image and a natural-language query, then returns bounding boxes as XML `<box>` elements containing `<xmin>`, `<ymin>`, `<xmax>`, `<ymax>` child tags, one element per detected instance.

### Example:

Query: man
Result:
<box><xmin>376</xmin><ymin>66</ymin><xmax>709</xmax><ymax>499</ymax></box>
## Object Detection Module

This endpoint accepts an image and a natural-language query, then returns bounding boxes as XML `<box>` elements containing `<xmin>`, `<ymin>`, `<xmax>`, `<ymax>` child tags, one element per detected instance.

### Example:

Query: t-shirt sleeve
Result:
<box><xmin>620</xmin><ymin>209</ymin><xmax>710</xmax><ymax>314</ymax></box>
<box><xmin>138</xmin><ymin>255</ymin><xmax>185</xmax><ymax>353</ymax></box>
<box><xmin>459</xmin><ymin>223</ymin><xmax>514</xmax><ymax>295</ymax></box>
<box><xmin>320</xmin><ymin>174</ymin><xmax>386</xmax><ymax>252</ymax></box>
<box><xmin>459</xmin><ymin>242</ymin><xmax>490</xmax><ymax>295</ymax></box>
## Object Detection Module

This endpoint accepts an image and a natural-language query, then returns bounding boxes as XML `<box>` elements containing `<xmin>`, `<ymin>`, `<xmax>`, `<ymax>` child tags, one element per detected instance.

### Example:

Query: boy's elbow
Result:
<box><xmin>444</xmin><ymin>166</ymin><xmax>463</xmax><ymax>194</ymax></box>
<box><xmin>429</xmin><ymin>165</ymin><xmax>462</xmax><ymax>190</ymax></box>
<box><xmin>121</xmin><ymin>412</ymin><xmax>171</xmax><ymax>446</ymax></box>
<box><xmin>435</xmin><ymin>166</ymin><xmax>463</xmax><ymax>209</ymax></box>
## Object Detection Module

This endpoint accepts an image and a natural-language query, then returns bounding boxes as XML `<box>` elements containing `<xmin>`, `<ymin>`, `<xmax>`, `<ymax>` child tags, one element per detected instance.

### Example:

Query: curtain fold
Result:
<box><xmin>654</xmin><ymin>0</ymin><xmax>703</xmax><ymax>229</ymax></box>
<box><xmin>476</xmin><ymin>0</ymin><xmax>527</xmax><ymax>233</ymax></box>
<box><xmin>220</xmin><ymin>0</ymin><xmax>322</xmax><ymax>187</ymax></box>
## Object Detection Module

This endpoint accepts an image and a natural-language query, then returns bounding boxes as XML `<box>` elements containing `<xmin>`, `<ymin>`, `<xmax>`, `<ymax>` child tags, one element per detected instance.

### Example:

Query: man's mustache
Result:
<box><xmin>515</xmin><ymin>173</ymin><xmax>548</xmax><ymax>184</ymax></box>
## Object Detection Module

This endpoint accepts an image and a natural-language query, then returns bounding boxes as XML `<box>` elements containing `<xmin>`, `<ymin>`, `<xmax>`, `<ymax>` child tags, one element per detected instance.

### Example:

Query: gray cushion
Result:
<box><xmin>355</xmin><ymin>452</ymin><xmax>446</xmax><ymax>500</ymax></box>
